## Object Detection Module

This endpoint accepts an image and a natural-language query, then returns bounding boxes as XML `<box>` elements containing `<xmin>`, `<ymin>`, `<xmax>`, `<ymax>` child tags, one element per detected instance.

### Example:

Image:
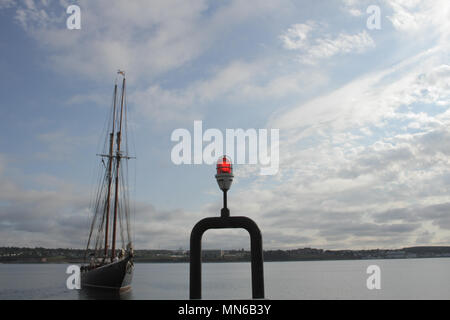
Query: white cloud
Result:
<box><xmin>385</xmin><ymin>0</ymin><xmax>450</xmax><ymax>41</ymax></box>
<box><xmin>270</xmin><ymin>49</ymin><xmax>448</xmax><ymax>136</ymax></box>
<box><xmin>6</xmin><ymin>0</ymin><xmax>294</xmax><ymax>82</ymax></box>
<box><xmin>280</xmin><ymin>22</ymin><xmax>314</xmax><ymax>50</ymax></box>
<box><xmin>130</xmin><ymin>60</ymin><xmax>259</xmax><ymax>124</ymax></box>
<box><xmin>348</xmin><ymin>8</ymin><xmax>363</xmax><ymax>17</ymax></box>
<box><xmin>131</xmin><ymin>59</ymin><xmax>328</xmax><ymax>124</ymax></box>
<box><xmin>281</xmin><ymin>21</ymin><xmax>375</xmax><ymax>65</ymax></box>
<box><xmin>300</xmin><ymin>30</ymin><xmax>374</xmax><ymax>64</ymax></box>
<box><xmin>386</xmin><ymin>0</ymin><xmax>427</xmax><ymax>32</ymax></box>
<box><xmin>340</xmin><ymin>0</ymin><xmax>368</xmax><ymax>17</ymax></box>
<box><xmin>13</xmin><ymin>0</ymin><xmax>61</xmax><ymax>30</ymax></box>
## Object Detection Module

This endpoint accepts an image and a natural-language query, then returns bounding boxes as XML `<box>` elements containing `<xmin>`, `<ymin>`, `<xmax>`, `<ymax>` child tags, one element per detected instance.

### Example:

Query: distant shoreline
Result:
<box><xmin>1</xmin><ymin>246</ymin><xmax>450</xmax><ymax>264</ymax></box>
<box><xmin>1</xmin><ymin>256</ymin><xmax>450</xmax><ymax>265</ymax></box>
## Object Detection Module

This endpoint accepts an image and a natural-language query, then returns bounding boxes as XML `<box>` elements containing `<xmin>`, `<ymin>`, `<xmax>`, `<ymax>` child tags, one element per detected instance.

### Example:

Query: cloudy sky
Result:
<box><xmin>0</xmin><ymin>0</ymin><xmax>449</xmax><ymax>250</ymax></box>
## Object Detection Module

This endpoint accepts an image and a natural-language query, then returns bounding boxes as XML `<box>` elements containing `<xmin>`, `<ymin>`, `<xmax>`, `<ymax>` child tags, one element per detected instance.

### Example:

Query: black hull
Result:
<box><xmin>81</xmin><ymin>256</ymin><xmax>133</xmax><ymax>291</ymax></box>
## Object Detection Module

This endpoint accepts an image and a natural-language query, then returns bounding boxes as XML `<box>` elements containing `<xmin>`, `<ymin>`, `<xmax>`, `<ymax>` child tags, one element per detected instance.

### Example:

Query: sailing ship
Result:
<box><xmin>81</xmin><ymin>70</ymin><xmax>134</xmax><ymax>291</ymax></box>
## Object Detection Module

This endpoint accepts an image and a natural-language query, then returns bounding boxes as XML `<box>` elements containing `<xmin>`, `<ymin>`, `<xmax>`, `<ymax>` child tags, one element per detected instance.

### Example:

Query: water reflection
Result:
<box><xmin>78</xmin><ymin>287</ymin><xmax>133</xmax><ymax>300</ymax></box>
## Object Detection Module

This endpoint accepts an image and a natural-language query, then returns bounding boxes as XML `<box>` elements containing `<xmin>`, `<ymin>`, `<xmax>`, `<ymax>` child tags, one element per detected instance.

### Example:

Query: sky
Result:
<box><xmin>0</xmin><ymin>0</ymin><xmax>449</xmax><ymax>250</ymax></box>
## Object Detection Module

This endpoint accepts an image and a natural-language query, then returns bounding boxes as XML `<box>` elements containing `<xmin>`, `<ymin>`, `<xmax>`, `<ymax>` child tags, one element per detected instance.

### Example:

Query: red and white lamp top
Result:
<box><xmin>215</xmin><ymin>155</ymin><xmax>233</xmax><ymax>192</ymax></box>
<box><xmin>216</xmin><ymin>155</ymin><xmax>233</xmax><ymax>175</ymax></box>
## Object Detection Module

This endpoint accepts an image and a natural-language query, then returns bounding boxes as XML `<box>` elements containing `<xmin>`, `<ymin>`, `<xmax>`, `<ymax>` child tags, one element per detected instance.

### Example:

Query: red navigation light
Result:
<box><xmin>217</xmin><ymin>156</ymin><xmax>232</xmax><ymax>175</ymax></box>
<box><xmin>215</xmin><ymin>155</ymin><xmax>233</xmax><ymax>194</ymax></box>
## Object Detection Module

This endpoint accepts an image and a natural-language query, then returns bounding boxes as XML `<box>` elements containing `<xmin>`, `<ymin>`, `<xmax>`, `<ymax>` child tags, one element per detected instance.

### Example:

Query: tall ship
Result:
<box><xmin>81</xmin><ymin>70</ymin><xmax>134</xmax><ymax>291</ymax></box>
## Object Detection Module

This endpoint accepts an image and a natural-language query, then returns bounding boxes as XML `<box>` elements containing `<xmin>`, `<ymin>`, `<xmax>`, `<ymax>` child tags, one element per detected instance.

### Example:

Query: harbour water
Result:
<box><xmin>0</xmin><ymin>258</ymin><xmax>449</xmax><ymax>300</ymax></box>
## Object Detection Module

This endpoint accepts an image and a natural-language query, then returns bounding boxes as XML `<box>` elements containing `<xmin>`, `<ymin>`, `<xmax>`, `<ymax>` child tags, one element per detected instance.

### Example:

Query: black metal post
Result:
<box><xmin>224</xmin><ymin>190</ymin><xmax>227</xmax><ymax>209</ymax></box>
<box><xmin>221</xmin><ymin>191</ymin><xmax>229</xmax><ymax>217</ymax></box>
<box><xmin>189</xmin><ymin>216</ymin><xmax>264</xmax><ymax>299</ymax></box>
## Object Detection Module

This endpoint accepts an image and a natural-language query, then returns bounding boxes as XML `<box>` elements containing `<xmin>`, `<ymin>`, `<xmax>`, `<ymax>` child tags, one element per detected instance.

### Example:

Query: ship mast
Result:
<box><xmin>103</xmin><ymin>82</ymin><xmax>118</xmax><ymax>257</ymax></box>
<box><xmin>111</xmin><ymin>71</ymin><xmax>126</xmax><ymax>259</ymax></box>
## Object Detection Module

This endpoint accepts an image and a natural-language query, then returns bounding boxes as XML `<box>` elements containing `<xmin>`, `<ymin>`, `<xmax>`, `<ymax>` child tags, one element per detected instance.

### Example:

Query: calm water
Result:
<box><xmin>0</xmin><ymin>259</ymin><xmax>449</xmax><ymax>299</ymax></box>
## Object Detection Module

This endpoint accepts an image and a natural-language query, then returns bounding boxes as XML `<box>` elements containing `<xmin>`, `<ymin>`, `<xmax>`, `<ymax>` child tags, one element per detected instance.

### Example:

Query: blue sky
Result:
<box><xmin>0</xmin><ymin>0</ymin><xmax>449</xmax><ymax>250</ymax></box>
